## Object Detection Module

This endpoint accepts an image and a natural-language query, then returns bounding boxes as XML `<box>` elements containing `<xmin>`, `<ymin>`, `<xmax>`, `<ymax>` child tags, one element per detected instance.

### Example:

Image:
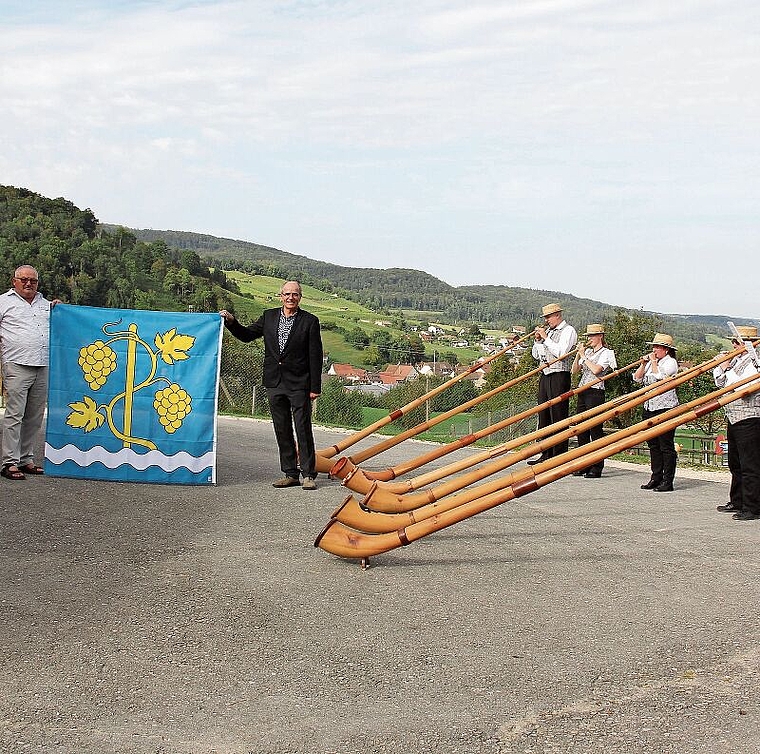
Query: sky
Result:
<box><xmin>2</xmin><ymin>0</ymin><xmax>759</xmax><ymax>318</ymax></box>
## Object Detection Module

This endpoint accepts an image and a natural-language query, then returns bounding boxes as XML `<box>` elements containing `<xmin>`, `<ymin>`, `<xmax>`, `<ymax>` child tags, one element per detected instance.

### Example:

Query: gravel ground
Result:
<box><xmin>1</xmin><ymin>416</ymin><xmax>759</xmax><ymax>754</ymax></box>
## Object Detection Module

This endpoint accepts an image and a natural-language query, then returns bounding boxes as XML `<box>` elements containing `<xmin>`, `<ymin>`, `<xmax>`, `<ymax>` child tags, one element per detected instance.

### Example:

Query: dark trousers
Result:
<box><xmin>643</xmin><ymin>407</ymin><xmax>677</xmax><ymax>485</ymax></box>
<box><xmin>576</xmin><ymin>388</ymin><xmax>606</xmax><ymax>475</ymax></box>
<box><xmin>537</xmin><ymin>371</ymin><xmax>571</xmax><ymax>458</ymax></box>
<box><xmin>727</xmin><ymin>417</ymin><xmax>760</xmax><ymax>514</ymax></box>
<box><xmin>268</xmin><ymin>388</ymin><xmax>317</xmax><ymax>479</ymax></box>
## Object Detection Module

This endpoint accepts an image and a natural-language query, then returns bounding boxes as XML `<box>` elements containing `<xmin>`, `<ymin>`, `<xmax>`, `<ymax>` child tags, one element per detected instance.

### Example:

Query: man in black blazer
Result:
<box><xmin>220</xmin><ymin>281</ymin><xmax>323</xmax><ymax>489</ymax></box>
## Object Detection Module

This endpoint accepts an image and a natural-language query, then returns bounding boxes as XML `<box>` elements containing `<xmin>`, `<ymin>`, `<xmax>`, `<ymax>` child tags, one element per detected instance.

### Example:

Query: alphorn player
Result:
<box><xmin>570</xmin><ymin>324</ymin><xmax>617</xmax><ymax>478</ymax></box>
<box><xmin>634</xmin><ymin>332</ymin><xmax>679</xmax><ymax>492</ymax></box>
<box><xmin>528</xmin><ymin>303</ymin><xmax>577</xmax><ymax>464</ymax></box>
<box><xmin>712</xmin><ymin>325</ymin><xmax>760</xmax><ymax>521</ymax></box>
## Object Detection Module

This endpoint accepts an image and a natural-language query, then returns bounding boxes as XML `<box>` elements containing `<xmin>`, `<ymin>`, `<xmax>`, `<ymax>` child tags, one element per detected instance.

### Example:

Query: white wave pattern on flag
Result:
<box><xmin>45</xmin><ymin>443</ymin><xmax>214</xmax><ymax>472</ymax></box>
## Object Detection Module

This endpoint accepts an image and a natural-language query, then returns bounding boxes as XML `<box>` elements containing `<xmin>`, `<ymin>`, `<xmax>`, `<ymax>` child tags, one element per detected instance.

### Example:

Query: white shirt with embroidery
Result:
<box><xmin>713</xmin><ymin>353</ymin><xmax>760</xmax><ymax>424</ymax></box>
<box><xmin>531</xmin><ymin>320</ymin><xmax>578</xmax><ymax>374</ymax></box>
<box><xmin>634</xmin><ymin>353</ymin><xmax>679</xmax><ymax>411</ymax></box>
<box><xmin>578</xmin><ymin>346</ymin><xmax>617</xmax><ymax>389</ymax></box>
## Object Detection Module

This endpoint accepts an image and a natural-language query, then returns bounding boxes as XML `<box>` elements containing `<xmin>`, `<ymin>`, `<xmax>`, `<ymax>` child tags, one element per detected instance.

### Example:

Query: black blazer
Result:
<box><xmin>226</xmin><ymin>307</ymin><xmax>323</xmax><ymax>395</ymax></box>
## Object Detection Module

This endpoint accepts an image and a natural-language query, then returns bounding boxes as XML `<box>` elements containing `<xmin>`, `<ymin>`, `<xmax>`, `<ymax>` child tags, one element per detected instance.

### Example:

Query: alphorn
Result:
<box><xmin>338</xmin><ymin>347</ymin><xmax>579</xmax><ymax>472</ymax></box>
<box><xmin>345</xmin><ymin>357</ymin><xmax>637</xmax><ymax>483</ymax></box>
<box><xmin>315</xmin><ymin>372</ymin><xmax>760</xmax><ymax>559</ymax></box>
<box><xmin>313</xmin><ymin>329</ymin><xmax>537</xmax><ymax>473</ymax></box>
<box><xmin>332</xmin><ymin>346</ymin><xmax>745</xmax><ymax>521</ymax></box>
<box><xmin>334</xmin><ymin>345</ymin><xmax>741</xmax><ymax>502</ymax></box>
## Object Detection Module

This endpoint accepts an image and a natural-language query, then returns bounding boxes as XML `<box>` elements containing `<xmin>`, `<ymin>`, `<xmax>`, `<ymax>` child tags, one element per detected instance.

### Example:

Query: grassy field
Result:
<box><xmin>223</xmin><ymin>271</ymin><xmax>502</xmax><ymax>366</ymax></box>
<box><xmin>361</xmin><ymin>406</ymin><xmax>473</xmax><ymax>441</ymax></box>
<box><xmin>225</xmin><ymin>273</ymin><xmax>377</xmax><ymax>326</ymax></box>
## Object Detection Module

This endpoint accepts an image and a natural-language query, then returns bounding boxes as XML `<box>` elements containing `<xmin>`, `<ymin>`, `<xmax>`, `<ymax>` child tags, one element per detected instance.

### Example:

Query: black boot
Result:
<box><xmin>640</xmin><ymin>477</ymin><xmax>661</xmax><ymax>490</ymax></box>
<box><xmin>654</xmin><ymin>456</ymin><xmax>676</xmax><ymax>493</ymax></box>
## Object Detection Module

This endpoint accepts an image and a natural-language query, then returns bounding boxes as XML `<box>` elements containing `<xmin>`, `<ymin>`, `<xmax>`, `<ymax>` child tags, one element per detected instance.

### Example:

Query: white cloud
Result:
<box><xmin>1</xmin><ymin>0</ymin><xmax>759</xmax><ymax>317</ymax></box>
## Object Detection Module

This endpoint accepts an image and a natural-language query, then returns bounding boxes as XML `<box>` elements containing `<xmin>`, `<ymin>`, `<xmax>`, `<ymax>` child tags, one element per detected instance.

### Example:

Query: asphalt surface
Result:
<box><xmin>1</xmin><ymin>415</ymin><xmax>759</xmax><ymax>754</ymax></box>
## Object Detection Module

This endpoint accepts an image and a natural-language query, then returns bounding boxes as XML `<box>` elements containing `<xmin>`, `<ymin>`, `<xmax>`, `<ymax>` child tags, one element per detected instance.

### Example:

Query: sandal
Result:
<box><xmin>19</xmin><ymin>463</ymin><xmax>44</xmax><ymax>475</ymax></box>
<box><xmin>1</xmin><ymin>464</ymin><xmax>26</xmax><ymax>480</ymax></box>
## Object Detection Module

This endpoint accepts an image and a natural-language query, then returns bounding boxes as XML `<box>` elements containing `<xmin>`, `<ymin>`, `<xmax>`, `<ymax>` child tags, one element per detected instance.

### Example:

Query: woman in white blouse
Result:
<box><xmin>633</xmin><ymin>333</ymin><xmax>679</xmax><ymax>492</ymax></box>
<box><xmin>571</xmin><ymin>324</ymin><xmax>617</xmax><ymax>478</ymax></box>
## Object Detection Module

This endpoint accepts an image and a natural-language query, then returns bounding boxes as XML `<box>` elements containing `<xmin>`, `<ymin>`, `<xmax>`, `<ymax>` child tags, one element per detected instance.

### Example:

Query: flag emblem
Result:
<box><xmin>46</xmin><ymin>305</ymin><xmax>223</xmax><ymax>484</ymax></box>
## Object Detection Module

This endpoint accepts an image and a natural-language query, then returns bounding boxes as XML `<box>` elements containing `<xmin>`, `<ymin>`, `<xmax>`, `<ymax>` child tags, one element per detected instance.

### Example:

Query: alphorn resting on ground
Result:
<box><xmin>313</xmin><ymin>329</ymin><xmax>538</xmax><ymax>473</ymax></box>
<box><xmin>314</xmin><ymin>372</ymin><xmax>760</xmax><ymax>560</ymax></box>
<box><xmin>330</xmin><ymin>346</ymin><xmax>750</xmax><ymax>518</ymax></box>
<box><xmin>351</xmin><ymin>354</ymin><xmax>634</xmax><ymax>482</ymax></box>
<box><xmin>332</xmin><ymin>369</ymin><xmax>760</xmax><ymax>532</ymax></box>
<box><xmin>332</xmin><ymin>344</ymin><xmax>745</xmax><ymax>504</ymax></box>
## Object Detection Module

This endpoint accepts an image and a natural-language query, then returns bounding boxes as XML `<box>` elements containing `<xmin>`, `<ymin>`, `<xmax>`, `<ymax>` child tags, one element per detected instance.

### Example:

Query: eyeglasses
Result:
<box><xmin>280</xmin><ymin>292</ymin><xmax>301</xmax><ymax>298</ymax></box>
<box><xmin>14</xmin><ymin>277</ymin><xmax>39</xmax><ymax>284</ymax></box>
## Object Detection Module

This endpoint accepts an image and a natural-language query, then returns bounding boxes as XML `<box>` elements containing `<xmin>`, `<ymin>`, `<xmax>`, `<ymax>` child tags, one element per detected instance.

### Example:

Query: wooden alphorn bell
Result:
<box><xmin>315</xmin><ymin>368</ymin><xmax>760</xmax><ymax>561</ymax></box>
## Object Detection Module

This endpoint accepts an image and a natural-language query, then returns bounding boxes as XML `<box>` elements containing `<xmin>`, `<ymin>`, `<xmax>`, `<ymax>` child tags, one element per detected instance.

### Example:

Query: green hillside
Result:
<box><xmin>115</xmin><ymin>226</ymin><xmax>749</xmax><ymax>348</ymax></box>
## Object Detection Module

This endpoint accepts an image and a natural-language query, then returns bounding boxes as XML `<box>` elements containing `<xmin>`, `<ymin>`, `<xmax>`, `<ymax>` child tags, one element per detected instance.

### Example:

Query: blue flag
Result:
<box><xmin>45</xmin><ymin>305</ymin><xmax>223</xmax><ymax>484</ymax></box>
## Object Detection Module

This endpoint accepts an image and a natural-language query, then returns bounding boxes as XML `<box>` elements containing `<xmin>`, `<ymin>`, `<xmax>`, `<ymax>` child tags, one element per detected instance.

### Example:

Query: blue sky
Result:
<box><xmin>2</xmin><ymin>0</ymin><xmax>759</xmax><ymax>318</ymax></box>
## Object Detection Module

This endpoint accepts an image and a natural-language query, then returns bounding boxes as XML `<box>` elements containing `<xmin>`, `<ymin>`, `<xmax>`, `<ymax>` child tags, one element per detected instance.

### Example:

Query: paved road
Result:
<box><xmin>1</xmin><ymin>416</ymin><xmax>759</xmax><ymax>754</ymax></box>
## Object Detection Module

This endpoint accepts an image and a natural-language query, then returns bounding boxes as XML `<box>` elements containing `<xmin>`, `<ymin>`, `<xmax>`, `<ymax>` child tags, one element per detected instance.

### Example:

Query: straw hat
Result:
<box><xmin>541</xmin><ymin>303</ymin><xmax>562</xmax><ymax>317</ymax></box>
<box><xmin>733</xmin><ymin>325</ymin><xmax>758</xmax><ymax>340</ymax></box>
<box><xmin>583</xmin><ymin>324</ymin><xmax>605</xmax><ymax>337</ymax></box>
<box><xmin>647</xmin><ymin>333</ymin><xmax>676</xmax><ymax>351</ymax></box>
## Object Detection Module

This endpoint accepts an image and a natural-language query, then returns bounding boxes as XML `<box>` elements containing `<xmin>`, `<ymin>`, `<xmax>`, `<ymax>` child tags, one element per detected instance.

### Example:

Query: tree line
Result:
<box><xmin>1</xmin><ymin>186</ymin><xmax>237</xmax><ymax>313</ymax></box>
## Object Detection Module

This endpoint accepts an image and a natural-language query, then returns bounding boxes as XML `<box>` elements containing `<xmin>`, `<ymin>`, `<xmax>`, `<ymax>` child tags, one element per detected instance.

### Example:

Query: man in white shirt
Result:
<box><xmin>529</xmin><ymin>303</ymin><xmax>578</xmax><ymax>464</ymax></box>
<box><xmin>0</xmin><ymin>265</ymin><xmax>58</xmax><ymax>480</ymax></box>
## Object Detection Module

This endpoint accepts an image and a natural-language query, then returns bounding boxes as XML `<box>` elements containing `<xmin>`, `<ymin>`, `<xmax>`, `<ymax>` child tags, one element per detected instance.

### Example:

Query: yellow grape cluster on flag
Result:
<box><xmin>78</xmin><ymin>340</ymin><xmax>118</xmax><ymax>389</ymax></box>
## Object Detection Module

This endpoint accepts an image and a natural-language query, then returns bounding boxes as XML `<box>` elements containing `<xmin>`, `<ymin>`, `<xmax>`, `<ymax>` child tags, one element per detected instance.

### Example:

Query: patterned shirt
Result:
<box><xmin>277</xmin><ymin>310</ymin><xmax>298</xmax><ymax>353</ymax></box>
<box><xmin>713</xmin><ymin>354</ymin><xmax>760</xmax><ymax>424</ymax></box>
<box><xmin>634</xmin><ymin>353</ymin><xmax>679</xmax><ymax>411</ymax></box>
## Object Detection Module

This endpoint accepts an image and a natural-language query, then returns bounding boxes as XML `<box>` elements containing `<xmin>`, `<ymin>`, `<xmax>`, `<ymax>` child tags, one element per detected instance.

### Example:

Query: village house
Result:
<box><xmin>345</xmin><ymin>382</ymin><xmax>392</xmax><ymax>398</ymax></box>
<box><xmin>327</xmin><ymin>363</ymin><xmax>369</xmax><ymax>383</ymax></box>
<box><xmin>417</xmin><ymin>361</ymin><xmax>455</xmax><ymax>379</ymax></box>
<box><xmin>377</xmin><ymin>363</ymin><xmax>420</xmax><ymax>385</ymax></box>
<box><xmin>456</xmin><ymin>358</ymin><xmax>494</xmax><ymax>389</ymax></box>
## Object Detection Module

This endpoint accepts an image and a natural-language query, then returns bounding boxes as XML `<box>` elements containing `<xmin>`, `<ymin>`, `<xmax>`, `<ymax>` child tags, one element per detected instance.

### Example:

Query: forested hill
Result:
<box><xmin>0</xmin><ymin>186</ymin><xmax>237</xmax><ymax>313</ymax></box>
<box><xmin>105</xmin><ymin>226</ymin><xmax>463</xmax><ymax>311</ymax></box>
<box><xmin>115</xmin><ymin>226</ymin><xmax>745</xmax><ymax>345</ymax></box>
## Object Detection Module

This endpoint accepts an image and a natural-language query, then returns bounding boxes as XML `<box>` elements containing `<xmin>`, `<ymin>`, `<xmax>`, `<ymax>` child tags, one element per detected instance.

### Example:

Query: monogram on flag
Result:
<box><xmin>45</xmin><ymin>305</ymin><xmax>223</xmax><ymax>484</ymax></box>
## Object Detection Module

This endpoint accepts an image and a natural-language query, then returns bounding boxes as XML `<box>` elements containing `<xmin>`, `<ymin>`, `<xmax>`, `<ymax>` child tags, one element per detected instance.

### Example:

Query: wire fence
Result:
<box><xmin>0</xmin><ymin>340</ymin><xmax>731</xmax><ymax>470</ymax></box>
